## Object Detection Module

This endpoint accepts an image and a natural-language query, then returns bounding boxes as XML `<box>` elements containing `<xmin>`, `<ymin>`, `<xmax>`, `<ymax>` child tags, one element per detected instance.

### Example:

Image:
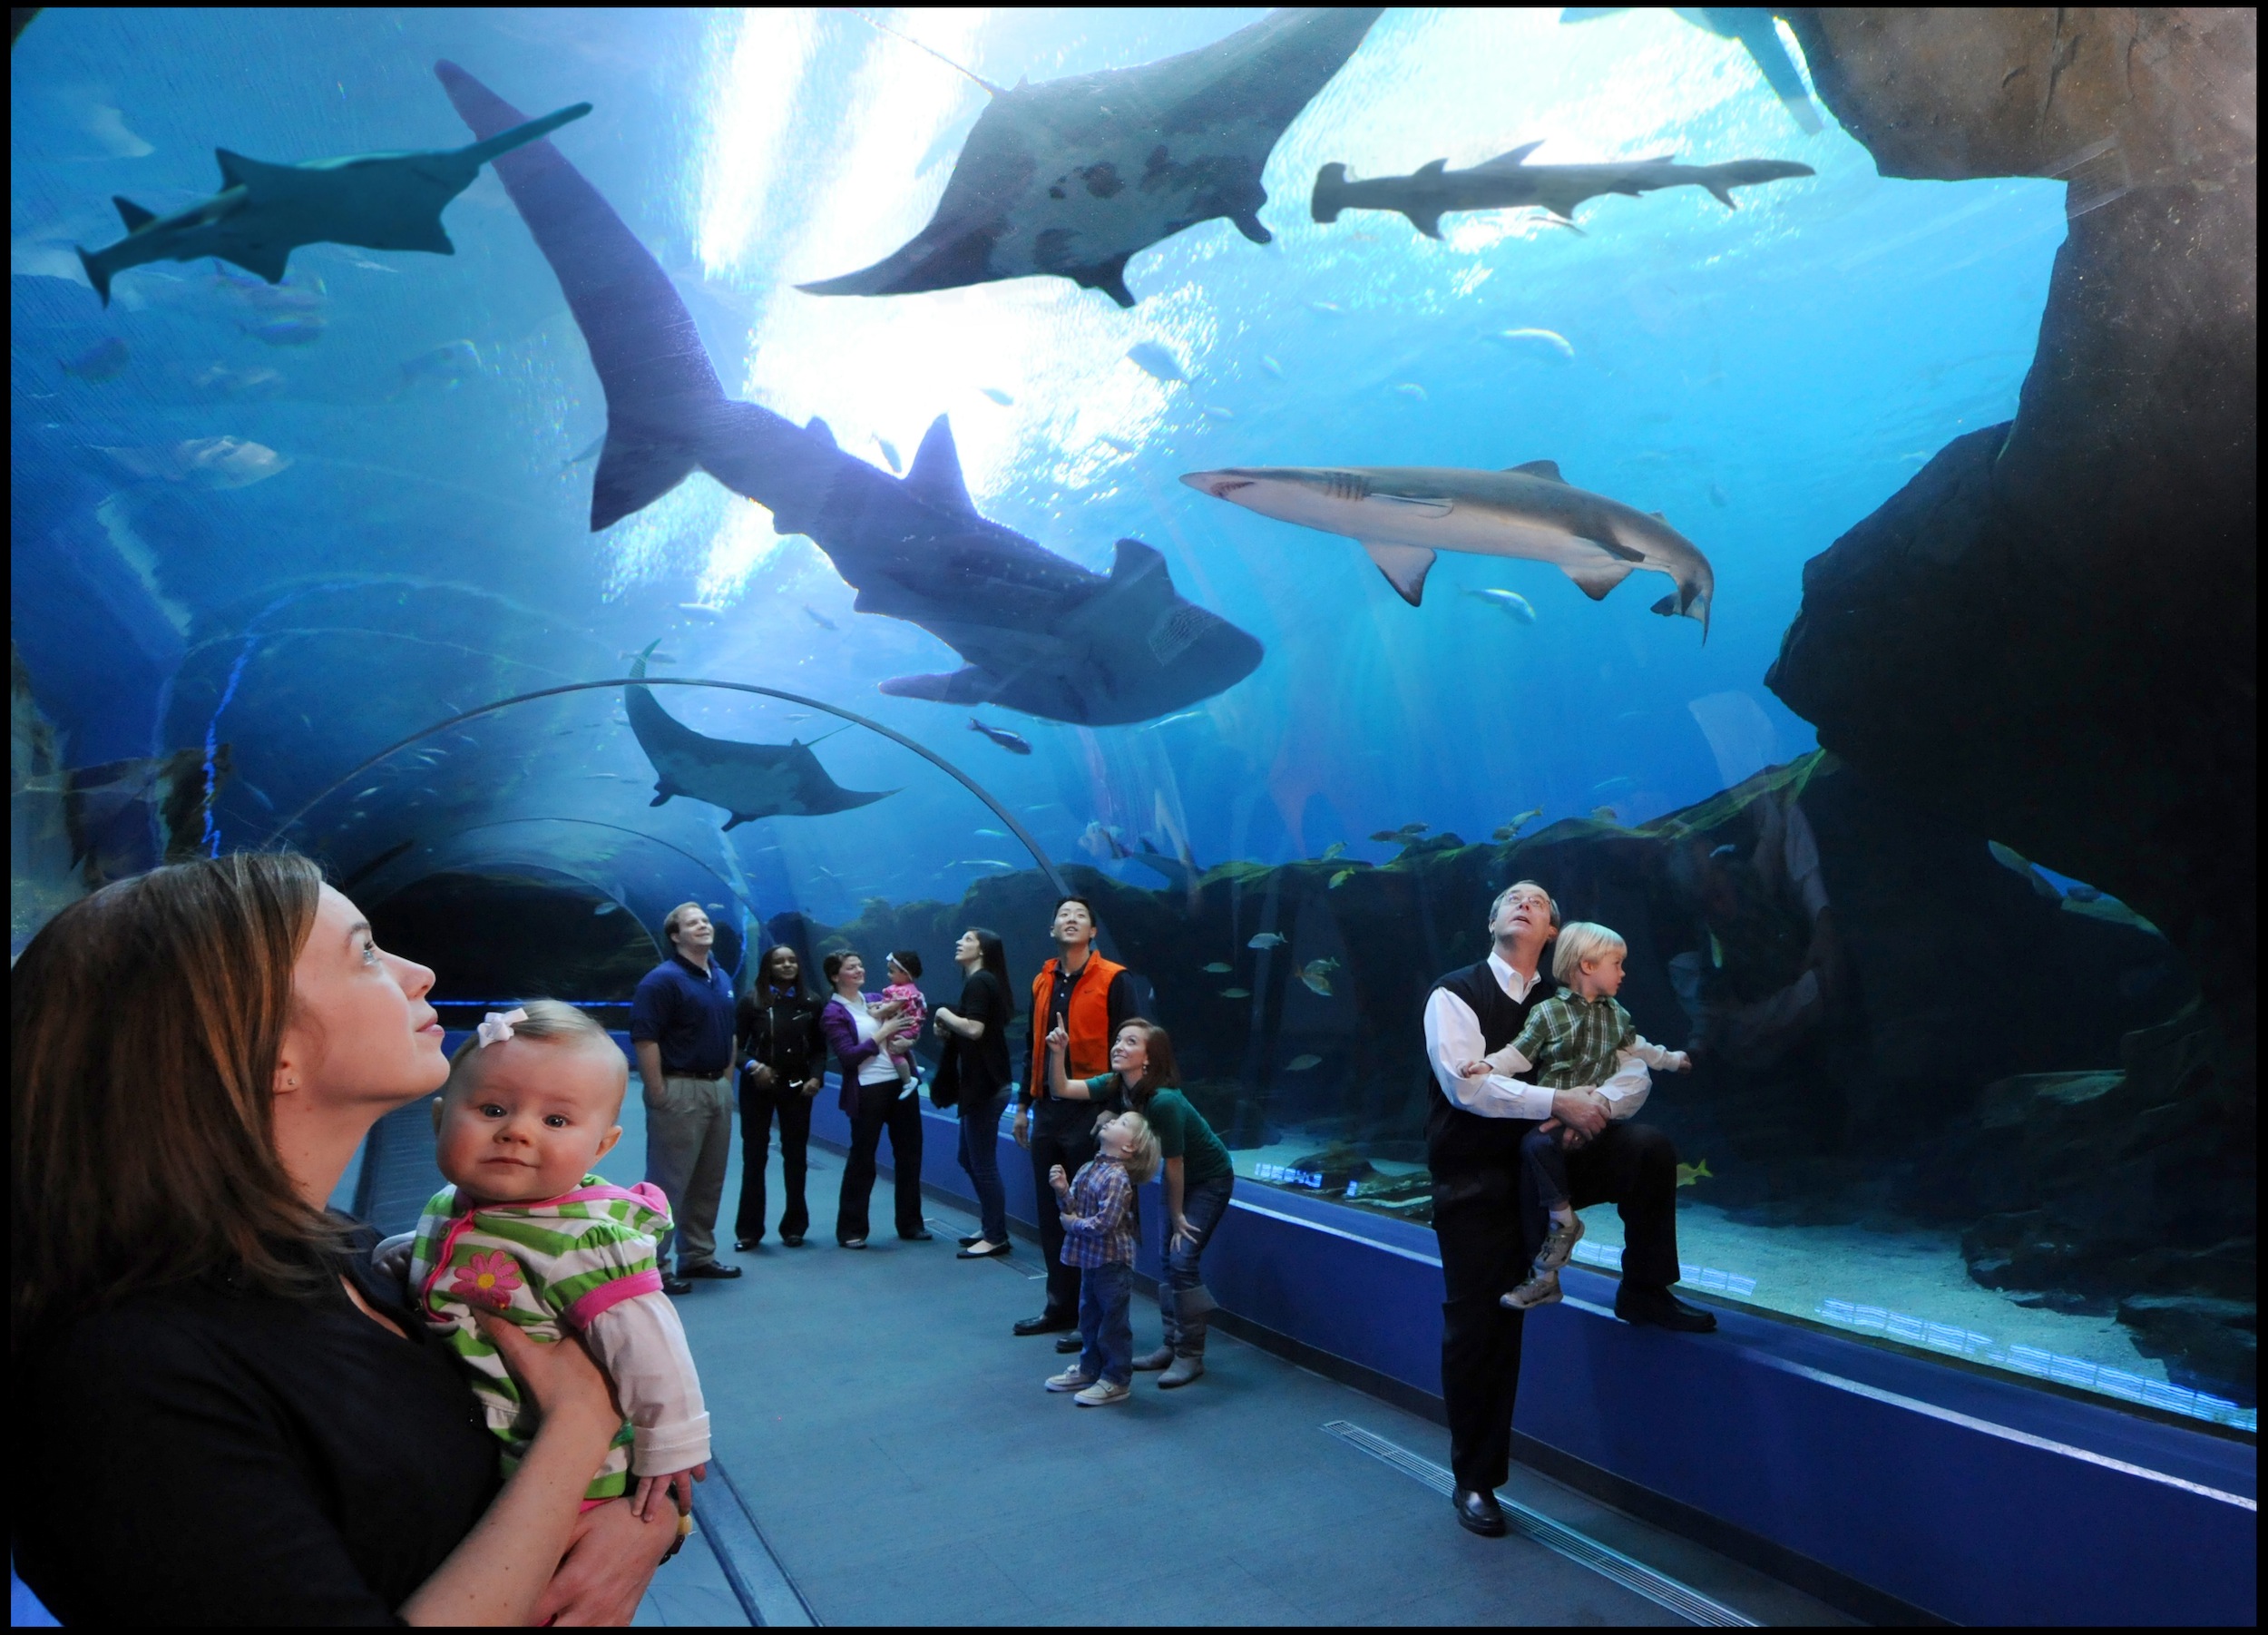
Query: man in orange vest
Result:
<box><xmin>1012</xmin><ymin>895</ymin><xmax>1143</xmax><ymax>1346</ymax></box>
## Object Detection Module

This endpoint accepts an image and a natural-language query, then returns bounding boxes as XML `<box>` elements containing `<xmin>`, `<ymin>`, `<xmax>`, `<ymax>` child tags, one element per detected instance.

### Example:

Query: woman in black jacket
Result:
<box><xmin>932</xmin><ymin>927</ymin><xmax>1018</xmax><ymax>1258</ymax></box>
<box><xmin>735</xmin><ymin>945</ymin><xmax>829</xmax><ymax>1249</ymax></box>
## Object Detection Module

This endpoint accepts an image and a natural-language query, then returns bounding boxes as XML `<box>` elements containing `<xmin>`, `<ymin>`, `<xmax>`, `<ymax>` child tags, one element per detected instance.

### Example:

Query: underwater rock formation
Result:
<box><xmin>1768</xmin><ymin>9</ymin><xmax>2256</xmax><ymax>1080</ymax></box>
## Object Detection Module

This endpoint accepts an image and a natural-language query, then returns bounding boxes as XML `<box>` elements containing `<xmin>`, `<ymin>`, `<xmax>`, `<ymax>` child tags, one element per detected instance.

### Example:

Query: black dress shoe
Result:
<box><xmin>1013</xmin><ymin>1312</ymin><xmax>1077</xmax><ymax>1336</ymax></box>
<box><xmin>781</xmin><ymin>1234</ymin><xmax>806</xmax><ymax>1248</ymax></box>
<box><xmin>1054</xmin><ymin>1333</ymin><xmax>1084</xmax><ymax>1354</ymax></box>
<box><xmin>1454</xmin><ymin>1487</ymin><xmax>1508</xmax><ymax>1538</ymax></box>
<box><xmin>1616</xmin><ymin>1286</ymin><xmax>1719</xmax><ymax>1333</ymax></box>
<box><xmin>900</xmin><ymin>1229</ymin><xmax>934</xmax><ymax>1242</ymax></box>
<box><xmin>733</xmin><ymin>1237</ymin><xmax>761</xmax><ymax>1252</ymax></box>
<box><xmin>683</xmin><ymin>1261</ymin><xmax>742</xmax><ymax>1280</ymax></box>
<box><xmin>839</xmin><ymin>1238</ymin><xmax>867</xmax><ymax>1249</ymax></box>
<box><xmin>661</xmin><ymin>1274</ymin><xmax>695</xmax><ymax>1297</ymax></box>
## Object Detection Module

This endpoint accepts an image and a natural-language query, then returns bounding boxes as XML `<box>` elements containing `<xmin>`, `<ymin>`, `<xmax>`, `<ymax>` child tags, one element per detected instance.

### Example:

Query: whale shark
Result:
<box><xmin>73</xmin><ymin>103</ymin><xmax>591</xmax><ymax>306</ymax></box>
<box><xmin>1182</xmin><ymin>461</ymin><xmax>1715</xmax><ymax>638</ymax></box>
<box><xmin>627</xmin><ymin>646</ymin><xmax>893</xmax><ymax>828</ymax></box>
<box><xmin>798</xmin><ymin>7</ymin><xmax>1382</xmax><ymax>307</ymax></box>
<box><xmin>438</xmin><ymin>61</ymin><xmax>1263</xmax><ymax>725</ymax></box>
<box><xmin>1311</xmin><ymin>144</ymin><xmax>1813</xmax><ymax>239</ymax></box>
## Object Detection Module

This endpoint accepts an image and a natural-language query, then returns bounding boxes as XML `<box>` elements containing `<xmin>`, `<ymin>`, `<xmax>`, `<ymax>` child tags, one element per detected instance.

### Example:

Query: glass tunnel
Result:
<box><xmin>11</xmin><ymin>6</ymin><xmax>2256</xmax><ymax>1627</ymax></box>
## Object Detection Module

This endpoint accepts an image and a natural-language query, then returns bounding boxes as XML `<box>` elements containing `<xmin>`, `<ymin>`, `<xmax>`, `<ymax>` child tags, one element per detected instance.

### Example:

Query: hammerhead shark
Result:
<box><xmin>1311</xmin><ymin>142</ymin><xmax>1813</xmax><ymax>239</ymax></box>
<box><xmin>800</xmin><ymin>7</ymin><xmax>1382</xmax><ymax>307</ymax></box>
<box><xmin>627</xmin><ymin>645</ymin><xmax>893</xmax><ymax>828</ymax></box>
<box><xmin>1182</xmin><ymin>461</ymin><xmax>1715</xmax><ymax>638</ymax></box>
<box><xmin>73</xmin><ymin>103</ymin><xmax>591</xmax><ymax>306</ymax></box>
<box><xmin>439</xmin><ymin>62</ymin><xmax>1263</xmax><ymax>725</ymax></box>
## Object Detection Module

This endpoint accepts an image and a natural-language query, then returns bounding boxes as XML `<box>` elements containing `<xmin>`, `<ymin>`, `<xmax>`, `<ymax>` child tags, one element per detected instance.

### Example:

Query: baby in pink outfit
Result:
<box><xmin>879</xmin><ymin>951</ymin><xmax>927</xmax><ymax>1086</ymax></box>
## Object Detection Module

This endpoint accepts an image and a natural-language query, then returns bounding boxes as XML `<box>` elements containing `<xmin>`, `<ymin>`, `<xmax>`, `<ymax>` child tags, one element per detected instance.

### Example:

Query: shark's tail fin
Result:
<box><xmin>461</xmin><ymin>102</ymin><xmax>592</xmax><ymax>169</ymax></box>
<box><xmin>76</xmin><ymin>245</ymin><xmax>112</xmax><ymax>308</ymax></box>
<box><xmin>1311</xmin><ymin>162</ymin><xmax>1349</xmax><ymax>224</ymax></box>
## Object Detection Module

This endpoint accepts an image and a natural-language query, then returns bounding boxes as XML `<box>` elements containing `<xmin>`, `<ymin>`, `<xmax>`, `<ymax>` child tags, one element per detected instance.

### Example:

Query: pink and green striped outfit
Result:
<box><xmin>409</xmin><ymin>1176</ymin><xmax>694</xmax><ymax>1502</ymax></box>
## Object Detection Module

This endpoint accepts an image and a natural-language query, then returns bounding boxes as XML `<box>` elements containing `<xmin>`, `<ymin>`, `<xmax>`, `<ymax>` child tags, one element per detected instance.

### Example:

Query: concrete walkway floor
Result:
<box><xmin>666</xmin><ymin>1137</ymin><xmax>1856</xmax><ymax>1627</ymax></box>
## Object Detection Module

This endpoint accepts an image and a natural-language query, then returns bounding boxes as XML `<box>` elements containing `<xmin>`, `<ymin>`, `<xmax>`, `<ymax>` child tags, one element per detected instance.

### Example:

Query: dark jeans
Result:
<box><xmin>956</xmin><ymin>1092</ymin><xmax>1010</xmax><ymax>1246</ymax></box>
<box><xmin>1030</xmin><ymin>1106</ymin><xmax>1101</xmax><ymax>1319</ymax></box>
<box><xmin>837</xmin><ymin>1081</ymin><xmax>924</xmax><ymax>1244</ymax></box>
<box><xmin>1521</xmin><ymin>1123</ymin><xmax>1572</xmax><ymax>1214</ymax></box>
<box><xmin>1078</xmin><ymin>1260</ymin><xmax>1135</xmax><ymax>1385</ymax></box>
<box><xmin>736</xmin><ymin>1070</ymin><xmax>813</xmax><ymax>1242</ymax></box>
<box><xmin>1160</xmin><ymin>1173</ymin><xmax>1234</xmax><ymax>1353</ymax></box>
<box><xmin>1434</xmin><ymin>1119</ymin><xmax>1683</xmax><ymax>1493</ymax></box>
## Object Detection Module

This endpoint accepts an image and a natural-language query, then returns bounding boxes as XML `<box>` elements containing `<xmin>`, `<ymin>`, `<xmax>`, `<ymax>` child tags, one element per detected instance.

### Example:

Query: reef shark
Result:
<box><xmin>73</xmin><ymin>103</ymin><xmax>591</xmax><ymax>306</ymax></box>
<box><xmin>799</xmin><ymin>7</ymin><xmax>1382</xmax><ymax>307</ymax></box>
<box><xmin>1182</xmin><ymin>461</ymin><xmax>1715</xmax><ymax>637</ymax></box>
<box><xmin>1310</xmin><ymin>143</ymin><xmax>1813</xmax><ymax>239</ymax></box>
<box><xmin>627</xmin><ymin>646</ymin><xmax>893</xmax><ymax>828</ymax></box>
<box><xmin>439</xmin><ymin>62</ymin><xmax>1263</xmax><ymax>725</ymax></box>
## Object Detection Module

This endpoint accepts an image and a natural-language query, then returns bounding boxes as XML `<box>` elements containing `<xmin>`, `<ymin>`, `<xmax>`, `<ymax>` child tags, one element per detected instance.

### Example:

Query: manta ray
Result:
<box><xmin>439</xmin><ymin>61</ymin><xmax>1263</xmax><ymax>725</ymax></box>
<box><xmin>798</xmin><ymin>7</ymin><xmax>1382</xmax><ymax>307</ymax></box>
<box><xmin>73</xmin><ymin>103</ymin><xmax>591</xmax><ymax>305</ymax></box>
<box><xmin>626</xmin><ymin>647</ymin><xmax>893</xmax><ymax>828</ymax></box>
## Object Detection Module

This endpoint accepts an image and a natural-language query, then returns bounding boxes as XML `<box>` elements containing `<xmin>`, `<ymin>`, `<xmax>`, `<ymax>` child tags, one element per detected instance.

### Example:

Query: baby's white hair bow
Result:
<box><xmin>476</xmin><ymin>1007</ymin><xmax>529</xmax><ymax>1047</ymax></box>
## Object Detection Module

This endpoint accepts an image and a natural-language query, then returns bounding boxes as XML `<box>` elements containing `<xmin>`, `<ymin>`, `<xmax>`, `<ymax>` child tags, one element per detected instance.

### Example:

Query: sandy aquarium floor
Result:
<box><xmin>1226</xmin><ymin>1145</ymin><xmax>2254</xmax><ymax>1434</ymax></box>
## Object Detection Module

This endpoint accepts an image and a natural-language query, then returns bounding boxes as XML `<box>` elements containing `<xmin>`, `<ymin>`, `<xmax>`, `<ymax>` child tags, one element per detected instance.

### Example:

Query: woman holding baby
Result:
<box><xmin>10</xmin><ymin>852</ymin><xmax>680</xmax><ymax>1623</ymax></box>
<box><xmin>819</xmin><ymin>949</ymin><xmax>929</xmax><ymax>1248</ymax></box>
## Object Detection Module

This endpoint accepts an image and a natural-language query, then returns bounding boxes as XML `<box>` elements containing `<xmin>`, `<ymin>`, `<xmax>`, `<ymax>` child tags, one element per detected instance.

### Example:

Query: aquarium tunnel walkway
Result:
<box><xmin>332</xmin><ymin>1063</ymin><xmax>1848</xmax><ymax>1629</ymax></box>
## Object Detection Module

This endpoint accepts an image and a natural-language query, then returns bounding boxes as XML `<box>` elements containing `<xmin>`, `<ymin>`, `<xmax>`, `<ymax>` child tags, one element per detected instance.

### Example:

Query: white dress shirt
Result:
<box><xmin>1422</xmin><ymin>949</ymin><xmax>1653</xmax><ymax>1121</ymax></box>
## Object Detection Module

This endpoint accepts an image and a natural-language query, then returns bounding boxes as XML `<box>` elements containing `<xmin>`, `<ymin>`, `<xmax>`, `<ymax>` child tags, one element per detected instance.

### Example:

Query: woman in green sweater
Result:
<box><xmin>1044</xmin><ymin>1019</ymin><xmax>1234</xmax><ymax>1387</ymax></box>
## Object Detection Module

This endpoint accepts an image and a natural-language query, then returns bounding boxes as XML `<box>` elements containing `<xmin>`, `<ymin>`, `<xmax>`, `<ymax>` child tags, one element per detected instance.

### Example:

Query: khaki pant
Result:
<box><xmin>644</xmin><ymin>1072</ymin><xmax>733</xmax><ymax>1272</ymax></box>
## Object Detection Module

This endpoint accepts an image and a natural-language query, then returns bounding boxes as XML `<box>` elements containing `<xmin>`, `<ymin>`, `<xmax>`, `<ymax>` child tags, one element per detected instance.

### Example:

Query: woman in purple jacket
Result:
<box><xmin>821</xmin><ymin>952</ymin><xmax>930</xmax><ymax>1248</ymax></box>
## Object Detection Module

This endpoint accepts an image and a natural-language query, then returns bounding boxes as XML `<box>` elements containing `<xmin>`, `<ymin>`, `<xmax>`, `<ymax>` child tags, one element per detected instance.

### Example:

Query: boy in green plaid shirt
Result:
<box><xmin>1458</xmin><ymin>921</ymin><xmax>1690</xmax><ymax>1311</ymax></box>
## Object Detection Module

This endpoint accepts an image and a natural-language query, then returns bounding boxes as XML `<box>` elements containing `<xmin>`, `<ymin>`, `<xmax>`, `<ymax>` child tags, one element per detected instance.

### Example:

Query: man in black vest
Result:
<box><xmin>1423</xmin><ymin>880</ymin><xmax>1714</xmax><ymax>1537</ymax></box>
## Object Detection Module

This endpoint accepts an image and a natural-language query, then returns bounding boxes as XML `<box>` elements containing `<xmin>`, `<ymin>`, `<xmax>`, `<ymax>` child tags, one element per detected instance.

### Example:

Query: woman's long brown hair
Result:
<box><xmin>1117</xmin><ymin>1020</ymin><xmax>1181</xmax><ymax>1109</ymax></box>
<box><xmin>12</xmin><ymin>851</ymin><xmax>347</xmax><ymax>1350</ymax></box>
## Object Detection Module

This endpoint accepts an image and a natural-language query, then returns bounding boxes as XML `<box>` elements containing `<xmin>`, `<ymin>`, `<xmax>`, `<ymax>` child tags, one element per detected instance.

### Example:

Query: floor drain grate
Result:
<box><xmin>1322</xmin><ymin>1421</ymin><xmax>1759</xmax><ymax>1627</ymax></box>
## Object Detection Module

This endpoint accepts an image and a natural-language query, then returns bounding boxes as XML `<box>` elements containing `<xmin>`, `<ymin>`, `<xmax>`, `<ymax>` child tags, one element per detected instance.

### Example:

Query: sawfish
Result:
<box><xmin>75</xmin><ymin>103</ymin><xmax>591</xmax><ymax>305</ymax></box>
<box><xmin>1311</xmin><ymin>142</ymin><xmax>1813</xmax><ymax>239</ymax></box>
<box><xmin>1183</xmin><ymin>461</ymin><xmax>1715</xmax><ymax>638</ymax></box>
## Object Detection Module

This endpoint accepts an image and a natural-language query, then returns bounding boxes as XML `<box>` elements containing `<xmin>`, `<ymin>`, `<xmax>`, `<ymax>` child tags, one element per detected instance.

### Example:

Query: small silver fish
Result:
<box><xmin>1202</xmin><ymin>962</ymin><xmax>1233</xmax><ymax>974</ymax></box>
<box><xmin>1491</xmin><ymin>807</ymin><xmax>1543</xmax><ymax>842</ymax></box>
<box><xmin>1491</xmin><ymin>328</ymin><xmax>1575</xmax><ymax>362</ymax></box>
<box><xmin>969</xmin><ymin>718</ymin><xmax>1032</xmax><ymax>755</ymax></box>
<box><xmin>980</xmin><ymin>387</ymin><xmax>1013</xmax><ymax>405</ymax></box>
<box><xmin>1261</xmin><ymin>355</ymin><xmax>1286</xmax><ymax>379</ymax></box>
<box><xmin>1125</xmin><ymin>341</ymin><xmax>1188</xmax><ymax>383</ymax></box>
<box><xmin>1393</xmin><ymin>382</ymin><xmax>1427</xmax><ymax>401</ymax></box>
<box><xmin>1247</xmin><ymin>932</ymin><xmax>1287</xmax><ymax>950</ymax></box>
<box><xmin>1298</xmin><ymin>958</ymin><xmax>1340</xmax><ymax>996</ymax></box>
<box><xmin>1219</xmin><ymin>987</ymin><xmax>1252</xmax><ymax>999</ymax></box>
<box><xmin>974</xmin><ymin>827</ymin><xmax>1008</xmax><ymax>839</ymax></box>
<box><xmin>676</xmin><ymin>602</ymin><xmax>723</xmax><ymax>622</ymax></box>
<box><xmin>1203</xmin><ymin>405</ymin><xmax>1237</xmax><ymax>420</ymax></box>
<box><xmin>1461</xmin><ymin>587</ymin><xmax>1536</xmax><ymax>623</ymax></box>
<box><xmin>1321</xmin><ymin>841</ymin><xmax>1346</xmax><ymax>860</ymax></box>
<box><xmin>244</xmin><ymin>317</ymin><xmax>324</xmax><ymax>348</ymax></box>
<box><xmin>802</xmin><ymin>605</ymin><xmax>838</xmax><ymax>631</ymax></box>
<box><xmin>1309</xmin><ymin>300</ymin><xmax>1344</xmax><ymax>316</ymax></box>
<box><xmin>1286</xmin><ymin>1053</ymin><xmax>1324</xmax><ymax>1072</ymax></box>
<box><xmin>1329</xmin><ymin>868</ymin><xmax>1354</xmax><ymax>888</ymax></box>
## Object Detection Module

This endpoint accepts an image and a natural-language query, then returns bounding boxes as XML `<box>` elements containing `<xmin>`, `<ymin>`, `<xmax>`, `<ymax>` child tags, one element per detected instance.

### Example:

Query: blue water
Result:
<box><xmin>29</xmin><ymin>10</ymin><xmax>2215</xmax><ymax>1424</ymax></box>
<box><xmin>10</xmin><ymin>7</ymin><xmax>2066</xmax><ymax>932</ymax></box>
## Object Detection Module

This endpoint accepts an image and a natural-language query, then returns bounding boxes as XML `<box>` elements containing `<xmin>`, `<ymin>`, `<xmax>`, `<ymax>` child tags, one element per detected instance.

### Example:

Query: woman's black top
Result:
<box><xmin>15</xmin><ymin>1220</ymin><xmax>498</xmax><ymax>1626</ymax></box>
<box><xmin>951</xmin><ymin>967</ymin><xmax>1014</xmax><ymax>1105</ymax></box>
<box><xmin>738</xmin><ymin>984</ymin><xmax>827</xmax><ymax>1085</ymax></box>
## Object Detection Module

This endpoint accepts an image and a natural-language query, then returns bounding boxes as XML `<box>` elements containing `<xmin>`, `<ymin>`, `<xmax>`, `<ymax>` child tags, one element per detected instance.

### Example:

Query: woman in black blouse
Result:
<box><xmin>932</xmin><ymin>927</ymin><xmax>1018</xmax><ymax>1258</ymax></box>
<box><xmin>10</xmin><ymin>853</ymin><xmax>679</xmax><ymax>1625</ymax></box>
<box><xmin>734</xmin><ymin>945</ymin><xmax>828</xmax><ymax>1250</ymax></box>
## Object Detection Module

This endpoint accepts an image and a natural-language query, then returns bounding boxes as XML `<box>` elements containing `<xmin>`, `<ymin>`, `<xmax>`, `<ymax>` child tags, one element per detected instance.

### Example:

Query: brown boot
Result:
<box><xmin>1158</xmin><ymin>1348</ymin><xmax>1206</xmax><ymax>1388</ymax></box>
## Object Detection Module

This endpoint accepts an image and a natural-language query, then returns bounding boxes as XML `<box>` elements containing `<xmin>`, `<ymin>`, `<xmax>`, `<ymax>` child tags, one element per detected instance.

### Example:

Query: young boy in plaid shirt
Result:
<box><xmin>1039</xmin><ymin>1035</ymin><xmax>1162</xmax><ymax>1407</ymax></box>
<box><xmin>1458</xmin><ymin>921</ymin><xmax>1690</xmax><ymax>1311</ymax></box>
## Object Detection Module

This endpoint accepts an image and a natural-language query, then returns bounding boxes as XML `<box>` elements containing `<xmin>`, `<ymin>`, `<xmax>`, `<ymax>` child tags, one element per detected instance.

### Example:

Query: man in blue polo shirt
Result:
<box><xmin>631</xmin><ymin>902</ymin><xmax>743</xmax><ymax>1296</ymax></box>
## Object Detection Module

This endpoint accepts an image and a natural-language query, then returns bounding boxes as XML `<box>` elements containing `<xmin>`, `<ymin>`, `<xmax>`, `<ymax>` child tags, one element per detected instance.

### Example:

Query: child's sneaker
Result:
<box><xmin>1074</xmin><ymin>1379</ymin><xmax>1131</xmax><ymax>1406</ymax></box>
<box><xmin>1501</xmin><ymin>1267</ymin><xmax>1563</xmax><ymax>1310</ymax></box>
<box><xmin>1045</xmin><ymin>1367</ymin><xmax>1095</xmax><ymax>1392</ymax></box>
<box><xmin>1533</xmin><ymin>1210</ymin><xmax>1585</xmax><ymax>1272</ymax></box>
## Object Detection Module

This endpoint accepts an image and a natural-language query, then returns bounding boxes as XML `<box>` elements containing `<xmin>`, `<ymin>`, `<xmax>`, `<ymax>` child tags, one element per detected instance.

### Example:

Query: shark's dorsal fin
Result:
<box><xmin>1561</xmin><ymin>556</ymin><xmax>1634</xmax><ymax>600</ymax></box>
<box><xmin>1416</xmin><ymin>158</ymin><xmax>1448</xmax><ymax>178</ymax></box>
<box><xmin>1109</xmin><ymin>538</ymin><xmax>1171</xmax><ymax>600</ymax></box>
<box><xmin>904</xmin><ymin>415</ymin><xmax>975</xmax><ymax>514</ymax></box>
<box><xmin>112</xmin><ymin>196</ymin><xmax>156</xmax><ymax>231</ymax></box>
<box><xmin>1650</xmin><ymin>510</ymin><xmax>1668</xmax><ymax>523</ymax></box>
<box><xmin>805</xmin><ymin>416</ymin><xmax>837</xmax><ymax>449</ymax></box>
<box><xmin>1474</xmin><ymin>141</ymin><xmax>1544</xmax><ymax>171</ymax></box>
<box><xmin>213</xmin><ymin>149</ymin><xmax>297</xmax><ymax>192</ymax></box>
<box><xmin>1509</xmin><ymin>459</ymin><xmax>1565</xmax><ymax>482</ymax></box>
